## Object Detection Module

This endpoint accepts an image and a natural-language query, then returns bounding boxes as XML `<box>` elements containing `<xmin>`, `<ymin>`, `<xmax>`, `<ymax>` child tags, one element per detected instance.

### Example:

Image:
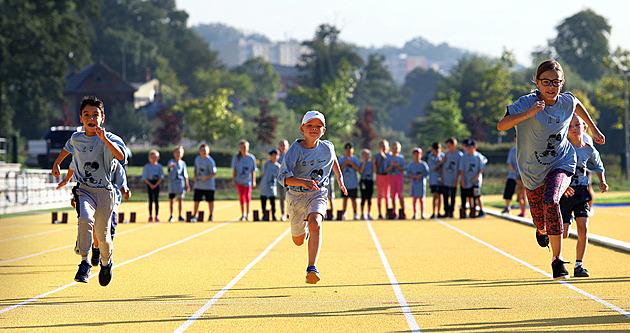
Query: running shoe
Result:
<box><xmin>368</xmin><ymin>213</ymin><xmax>373</xmax><ymax>220</ymax></box>
<box><xmin>99</xmin><ymin>261</ymin><xmax>113</xmax><ymax>286</ymax></box>
<box><xmin>168</xmin><ymin>216</ymin><xmax>174</xmax><ymax>223</ymax></box>
<box><xmin>74</xmin><ymin>261</ymin><xmax>91</xmax><ymax>283</ymax></box>
<box><xmin>353</xmin><ymin>213</ymin><xmax>358</xmax><ymax>220</ymax></box>
<box><xmin>178</xmin><ymin>216</ymin><xmax>185</xmax><ymax>222</ymax></box>
<box><xmin>189</xmin><ymin>217</ymin><xmax>197</xmax><ymax>223</ymax></box>
<box><xmin>306</xmin><ymin>265</ymin><xmax>320</xmax><ymax>284</ymax></box>
<box><xmin>155</xmin><ymin>216</ymin><xmax>160</xmax><ymax>222</ymax></box>
<box><xmin>91</xmin><ymin>247</ymin><xmax>100</xmax><ymax>266</ymax></box>
<box><xmin>574</xmin><ymin>266</ymin><xmax>590</xmax><ymax>277</ymax></box>
<box><xmin>551</xmin><ymin>258</ymin><xmax>570</xmax><ymax>280</ymax></box>
<box><xmin>501</xmin><ymin>207</ymin><xmax>510</xmax><ymax>214</ymax></box>
<box><xmin>518</xmin><ymin>211</ymin><xmax>526</xmax><ymax>217</ymax></box>
<box><xmin>148</xmin><ymin>216</ymin><xmax>153</xmax><ymax>222</ymax></box>
<box><xmin>536</xmin><ymin>229</ymin><xmax>549</xmax><ymax>248</ymax></box>
<box><xmin>208</xmin><ymin>215</ymin><xmax>213</xmax><ymax>222</ymax></box>
<box><xmin>476</xmin><ymin>211</ymin><xmax>486</xmax><ymax>218</ymax></box>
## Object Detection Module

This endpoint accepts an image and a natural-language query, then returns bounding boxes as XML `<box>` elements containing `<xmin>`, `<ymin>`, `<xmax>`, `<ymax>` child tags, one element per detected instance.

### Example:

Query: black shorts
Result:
<box><xmin>503</xmin><ymin>178</ymin><xmax>517</xmax><ymax>200</ymax></box>
<box><xmin>342</xmin><ymin>188</ymin><xmax>358</xmax><ymax>198</ymax></box>
<box><xmin>169</xmin><ymin>193</ymin><xmax>185</xmax><ymax>199</ymax></box>
<box><xmin>560</xmin><ymin>186</ymin><xmax>591</xmax><ymax>224</ymax></box>
<box><xmin>430</xmin><ymin>185</ymin><xmax>441</xmax><ymax>194</ymax></box>
<box><xmin>360</xmin><ymin>180</ymin><xmax>374</xmax><ymax>200</ymax></box>
<box><xmin>193</xmin><ymin>189</ymin><xmax>215</xmax><ymax>202</ymax></box>
<box><xmin>462</xmin><ymin>186</ymin><xmax>481</xmax><ymax>198</ymax></box>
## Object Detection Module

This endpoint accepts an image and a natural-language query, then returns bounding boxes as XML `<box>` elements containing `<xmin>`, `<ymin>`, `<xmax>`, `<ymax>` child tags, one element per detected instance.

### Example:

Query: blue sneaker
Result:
<box><xmin>74</xmin><ymin>260</ymin><xmax>91</xmax><ymax>283</ymax></box>
<box><xmin>99</xmin><ymin>261</ymin><xmax>113</xmax><ymax>286</ymax></box>
<box><xmin>306</xmin><ymin>265</ymin><xmax>320</xmax><ymax>284</ymax></box>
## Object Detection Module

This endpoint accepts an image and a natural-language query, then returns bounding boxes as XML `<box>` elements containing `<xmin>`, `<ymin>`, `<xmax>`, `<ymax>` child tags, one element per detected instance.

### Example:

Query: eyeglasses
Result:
<box><xmin>539</xmin><ymin>78</ymin><xmax>563</xmax><ymax>87</ymax></box>
<box><xmin>568</xmin><ymin>123</ymin><xmax>584</xmax><ymax>129</ymax></box>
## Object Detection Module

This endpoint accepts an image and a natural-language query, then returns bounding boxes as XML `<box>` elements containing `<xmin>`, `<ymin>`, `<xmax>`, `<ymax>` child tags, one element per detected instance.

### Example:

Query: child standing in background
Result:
<box><xmin>498</xmin><ymin>59</ymin><xmax>605</xmax><ymax>280</ymax></box>
<box><xmin>459</xmin><ymin>139</ymin><xmax>487</xmax><ymax>218</ymax></box>
<box><xmin>260</xmin><ymin>148</ymin><xmax>281</xmax><ymax>221</ymax></box>
<box><xmin>359</xmin><ymin>149</ymin><xmax>374</xmax><ymax>220</ymax></box>
<box><xmin>191</xmin><ymin>143</ymin><xmax>217</xmax><ymax>222</ymax></box>
<box><xmin>167</xmin><ymin>145</ymin><xmax>190</xmax><ymax>222</ymax></box>
<box><xmin>427</xmin><ymin>142</ymin><xmax>445</xmax><ymax>219</ymax></box>
<box><xmin>437</xmin><ymin>137</ymin><xmax>463</xmax><ymax>218</ymax></box>
<box><xmin>277</xmin><ymin>139</ymin><xmax>289</xmax><ymax>221</ymax></box>
<box><xmin>232</xmin><ymin>140</ymin><xmax>257</xmax><ymax>221</ymax></box>
<box><xmin>561</xmin><ymin>114</ymin><xmax>608</xmax><ymax>278</ymax></box>
<box><xmin>339</xmin><ymin>142</ymin><xmax>360</xmax><ymax>220</ymax></box>
<box><xmin>374</xmin><ymin>140</ymin><xmax>390</xmax><ymax>219</ymax></box>
<box><xmin>142</xmin><ymin>149</ymin><xmax>163</xmax><ymax>222</ymax></box>
<box><xmin>407</xmin><ymin>148</ymin><xmax>429</xmax><ymax>219</ymax></box>
<box><xmin>385</xmin><ymin>141</ymin><xmax>405</xmax><ymax>219</ymax></box>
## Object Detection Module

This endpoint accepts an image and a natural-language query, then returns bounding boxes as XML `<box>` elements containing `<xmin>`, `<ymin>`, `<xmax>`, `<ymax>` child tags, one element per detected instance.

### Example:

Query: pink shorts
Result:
<box><xmin>377</xmin><ymin>174</ymin><xmax>390</xmax><ymax>205</ymax></box>
<box><xmin>237</xmin><ymin>184</ymin><xmax>252</xmax><ymax>204</ymax></box>
<box><xmin>390</xmin><ymin>173</ymin><xmax>404</xmax><ymax>199</ymax></box>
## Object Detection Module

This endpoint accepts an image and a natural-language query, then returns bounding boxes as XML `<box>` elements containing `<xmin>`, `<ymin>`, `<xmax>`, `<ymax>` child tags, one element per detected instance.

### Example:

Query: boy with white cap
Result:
<box><xmin>278</xmin><ymin>110</ymin><xmax>347</xmax><ymax>284</ymax></box>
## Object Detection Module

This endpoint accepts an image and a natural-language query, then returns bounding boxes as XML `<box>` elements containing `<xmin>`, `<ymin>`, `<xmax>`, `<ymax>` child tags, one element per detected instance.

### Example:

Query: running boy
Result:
<box><xmin>142</xmin><ymin>149</ymin><xmax>163</xmax><ymax>222</ymax></box>
<box><xmin>561</xmin><ymin>114</ymin><xmax>608</xmax><ymax>277</ymax></box>
<box><xmin>407</xmin><ymin>148</ymin><xmax>429</xmax><ymax>219</ymax></box>
<box><xmin>51</xmin><ymin>95</ymin><xmax>127</xmax><ymax>286</ymax></box>
<box><xmin>359</xmin><ymin>149</ymin><xmax>374</xmax><ymax>220</ymax></box>
<box><xmin>339</xmin><ymin>142</ymin><xmax>360</xmax><ymax>220</ymax></box>
<box><xmin>458</xmin><ymin>139</ymin><xmax>487</xmax><ymax>218</ymax></box>
<box><xmin>191</xmin><ymin>143</ymin><xmax>217</xmax><ymax>222</ymax></box>
<box><xmin>260</xmin><ymin>148</ymin><xmax>281</xmax><ymax>221</ymax></box>
<box><xmin>278</xmin><ymin>110</ymin><xmax>347</xmax><ymax>284</ymax></box>
<box><xmin>427</xmin><ymin>142</ymin><xmax>445</xmax><ymax>219</ymax></box>
<box><xmin>167</xmin><ymin>145</ymin><xmax>190</xmax><ymax>222</ymax></box>
<box><xmin>498</xmin><ymin>59</ymin><xmax>604</xmax><ymax>280</ymax></box>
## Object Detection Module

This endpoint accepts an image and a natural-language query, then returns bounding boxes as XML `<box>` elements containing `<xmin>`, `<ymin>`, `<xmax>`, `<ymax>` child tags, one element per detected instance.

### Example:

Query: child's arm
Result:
<box><xmin>497</xmin><ymin>101</ymin><xmax>545</xmax><ymax>131</ymax></box>
<box><xmin>575</xmin><ymin>102</ymin><xmax>605</xmax><ymax>144</ymax></box>
<box><xmin>332</xmin><ymin>158</ymin><xmax>347</xmax><ymax>196</ymax></box>
<box><xmin>51</xmin><ymin>149</ymin><xmax>70</xmax><ymax>177</ymax></box>
<box><xmin>472</xmin><ymin>170</ymin><xmax>482</xmax><ymax>184</ymax></box>
<box><xmin>284</xmin><ymin>177</ymin><xmax>320</xmax><ymax>191</ymax></box>
<box><xmin>252</xmin><ymin>170</ymin><xmax>257</xmax><ymax>188</ymax></box>
<box><xmin>185</xmin><ymin>177</ymin><xmax>190</xmax><ymax>192</ymax></box>
<box><xmin>596</xmin><ymin>173</ymin><xmax>608</xmax><ymax>193</ymax></box>
<box><xmin>56</xmin><ymin>168</ymin><xmax>74</xmax><ymax>189</ymax></box>
<box><xmin>95</xmin><ymin>127</ymin><xmax>125</xmax><ymax>161</ymax></box>
<box><xmin>458</xmin><ymin>170</ymin><xmax>465</xmax><ymax>187</ymax></box>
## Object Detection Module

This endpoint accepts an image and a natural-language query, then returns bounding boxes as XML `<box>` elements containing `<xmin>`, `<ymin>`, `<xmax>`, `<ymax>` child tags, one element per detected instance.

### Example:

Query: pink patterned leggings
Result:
<box><xmin>525</xmin><ymin>169</ymin><xmax>572</xmax><ymax>235</ymax></box>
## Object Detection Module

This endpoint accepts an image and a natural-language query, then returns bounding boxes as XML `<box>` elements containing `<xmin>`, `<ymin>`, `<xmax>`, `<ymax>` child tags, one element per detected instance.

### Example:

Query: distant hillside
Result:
<box><xmin>358</xmin><ymin>36</ymin><xmax>466</xmax><ymax>63</ymax></box>
<box><xmin>192</xmin><ymin>23</ymin><xmax>271</xmax><ymax>45</ymax></box>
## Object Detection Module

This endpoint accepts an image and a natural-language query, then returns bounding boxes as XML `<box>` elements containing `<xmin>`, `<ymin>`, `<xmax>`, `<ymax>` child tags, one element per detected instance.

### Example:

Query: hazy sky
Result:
<box><xmin>177</xmin><ymin>0</ymin><xmax>630</xmax><ymax>66</ymax></box>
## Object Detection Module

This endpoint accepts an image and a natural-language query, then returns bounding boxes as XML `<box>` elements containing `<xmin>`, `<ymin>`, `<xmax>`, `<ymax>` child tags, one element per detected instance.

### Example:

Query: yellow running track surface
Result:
<box><xmin>1</xmin><ymin>198</ymin><xmax>629</xmax><ymax>332</ymax></box>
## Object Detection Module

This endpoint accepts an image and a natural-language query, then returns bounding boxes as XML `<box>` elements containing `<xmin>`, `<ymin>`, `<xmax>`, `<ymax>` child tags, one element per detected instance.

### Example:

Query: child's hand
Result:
<box><xmin>123</xmin><ymin>189</ymin><xmax>131</xmax><ymax>200</ymax></box>
<box><xmin>339</xmin><ymin>183</ymin><xmax>348</xmax><ymax>196</ymax></box>
<box><xmin>51</xmin><ymin>164</ymin><xmax>61</xmax><ymax>177</ymax></box>
<box><xmin>302</xmin><ymin>179</ymin><xmax>320</xmax><ymax>191</ymax></box>
<box><xmin>530</xmin><ymin>100</ymin><xmax>545</xmax><ymax>115</ymax></box>
<box><xmin>95</xmin><ymin>126</ymin><xmax>106</xmax><ymax>140</ymax></box>
<box><xmin>71</xmin><ymin>197</ymin><xmax>76</xmax><ymax>209</ymax></box>
<box><xmin>563</xmin><ymin>186</ymin><xmax>575</xmax><ymax>197</ymax></box>
<box><xmin>599</xmin><ymin>182</ymin><xmax>608</xmax><ymax>193</ymax></box>
<box><xmin>592</xmin><ymin>129</ymin><xmax>605</xmax><ymax>145</ymax></box>
<box><xmin>56</xmin><ymin>179</ymin><xmax>68</xmax><ymax>190</ymax></box>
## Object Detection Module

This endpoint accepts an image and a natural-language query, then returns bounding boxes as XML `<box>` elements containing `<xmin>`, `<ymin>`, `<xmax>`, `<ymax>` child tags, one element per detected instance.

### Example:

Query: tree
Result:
<box><xmin>232</xmin><ymin>57</ymin><xmax>281</xmax><ymax>106</ymax></box>
<box><xmin>153</xmin><ymin>103</ymin><xmax>181</xmax><ymax>147</ymax></box>
<box><xmin>411</xmin><ymin>90</ymin><xmax>470</xmax><ymax>148</ymax></box>
<box><xmin>290</xmin><ymin>61</ymin><xmax>358</xmax><ymax>140</ymax></box>
<box><xmin>354</xmin><ymin>106</ymin><xmax>378</xmax><ymax>149</ymax></box>
<box><xmin>0</xmin><ymin>0</ymin><xmax>97</xmax><ymax>138</ymax></box>
<box><xmin>300</xmin><ymin>24</ymin><xmax>363</xmax><ymax>88</ymax></box>
<box><xmin>254</xmin><ymin>99</ymin><xmax>277</xmax><ymax>145</ymax></box>
<box><xmin>389</xmin><ymin>66</ymin><xmax>442</xmax><ymax>133</ymax></box>
<box><xmin>172</xmin><ymin>89</ymin><xmax>243</xmax><ymax>144</ymax></box>
<box><xmin>551</xmin><ymin>9</ymin><xmax>611</xmax><ymax>82</ymax></box>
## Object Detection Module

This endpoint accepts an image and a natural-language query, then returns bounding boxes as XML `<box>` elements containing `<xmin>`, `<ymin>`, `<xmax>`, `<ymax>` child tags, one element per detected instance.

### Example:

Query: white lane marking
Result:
<box><xmin>0</xmin><ymin>224</ymin><xmax>158</xmax><ymax>265</ymax></box>
<box><xmin>174</xmin><ymin>228</ymin><xmax>290</xmax><ymax>332</ymax></box>
<box><xmin>365</xmin><ymin>218</ymin><xmax>421</xmax><ymax>333</ymax></box>
<box><xmin>0</xmin><ymin>220</ymin><xmax>234</xmax><ymax>314</ymax></box>
<box><xmin>438</xmin><ymin>219</ymin><xmax>630</xmax><ymax>318</ymax></box>
<box><xmin>0</xmin><ymin>226</ymin><xmax>75</xmax><ymax>243</ymax></box>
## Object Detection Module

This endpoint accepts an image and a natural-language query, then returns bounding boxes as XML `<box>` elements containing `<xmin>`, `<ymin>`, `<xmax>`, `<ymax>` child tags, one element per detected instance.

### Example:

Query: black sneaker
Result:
<box><xmin>91</xmin><ymin>247</ymin><xmax>100</xmax><ymax>266</ymax></box>
<box><xmin>99</xmin><ymin>261</ymin><xmax>113</xmax><ymax>286</ymax></box>
<box><xmin>74</xmin><ymin>261</ymin><xmax>91</xmax><ymax>283</ymax></box>
<box><xmin>574</xmin><ymin>266</ymin><xmax>590</xmax><ymax>277</ymax></box>
<box><xmin>551</xmin><ymin>258</ymin><xmax>570</xmax><ymax>280</ymax></box>
<box><xmin>306</xmin><ymin>265</ymin><xmax>320</xmax><ymax>284</ymax></box>
<box><xmin>536</xmin><ymin>229</ymin><xmax>549</xmax><ymax>248</ymax></box>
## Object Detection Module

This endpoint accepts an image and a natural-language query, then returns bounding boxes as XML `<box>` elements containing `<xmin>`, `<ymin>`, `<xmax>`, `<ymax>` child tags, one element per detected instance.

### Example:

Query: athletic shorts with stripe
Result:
<box><xmin>287</xmin><ymin>188</ymin><xmax>328</xmax><ymax>237</ymax></box>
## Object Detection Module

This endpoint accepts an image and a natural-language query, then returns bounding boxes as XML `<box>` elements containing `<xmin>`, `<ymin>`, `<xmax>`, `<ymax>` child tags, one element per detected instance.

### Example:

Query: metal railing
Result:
<box><xmin>0</xmin><ymin>168</ymin><xmax>74</xmax><ymax>214</ymax></box>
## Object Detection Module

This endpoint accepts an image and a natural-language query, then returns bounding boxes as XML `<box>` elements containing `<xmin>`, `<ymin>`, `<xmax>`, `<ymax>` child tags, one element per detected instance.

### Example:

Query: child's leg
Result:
<box><xmin>307</xmin><ymin>212</ymin><xmax>323</xmax><ymax>267</ymax></box>
<box><xmin>177</xmin><ymin>197</ymin><xmax>183</xmax><ymax>218</ymax></box>
<box><xmin>575</xmin><ymin>217</ymin><xmax>589</xmax><ymax>261</ymax></box>
<box><xmin>541</xmin><ymin>169</ymin><xmax>572</xmax><ymax>258</ymax></box>
<box><xmin>148</xmin><ymin>186</ymin><xmax>154</xmax><ymax>216</ymax></box>
<box><xmin>261</xmin><ymin>196</ymin><xmax>268</xmax><ymax>212</ymax></box>
<box><xmin>342</xmin><ymin>196</ymin><xmax>348</xmax><ymax>215</ymax></box>
<box><xmin>270</xmin><ymin>196</ymin><xmax>276</xmax><ymax>218</ymax></box>
<box><xmin>207</xmin><ymin>200</ymin><xmax>214</xmax><ymax>219</ymax></box>
<box><xmin>412</xmin><ymin>197</ymin><xmax>418</xmax><ymax>213</ymax></box>
<box><xmin>419</xmin><ymin>197</ymin><xmax>425</xmax><ymax>217</ymax></box>
<box><xmin>92</xmin><ymin>188</ymin><xmax>115</xmax><ymax>265</ymax></box>
<box><xmin>193</xmin><ymin>201</ymin><xmax>200</xmax><ymax>217</ymax></box>
<box><xmin>351</xmin><ymin>197</ymin><xmax>358</xmax><ymax>215</ymax></box>
<box><xmin>169</xmin><ymin>196</ymin><xmax>175</xmax><ymax>217</ymax></box>
<box><xmin>478</xmin><ymin>195</ymin><xmax>484</xmax><ymax>212</ymax></box>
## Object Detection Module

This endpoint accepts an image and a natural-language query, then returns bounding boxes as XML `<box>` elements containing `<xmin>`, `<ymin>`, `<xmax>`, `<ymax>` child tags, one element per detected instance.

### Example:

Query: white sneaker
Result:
<box><xmin>239</xmin><ymin>216</ymin><xmax>245</xmax><ymax>221</ymax></box>
<box><xmin>281</xmin><ymin>215</ymin><xmax>287</xmax><ymax>221</ymax></box>
<box><xmin>168</xmin><ymin>216</ymin><xmax>174</xmax><ymax>223</ymax></box>
<box><xmin>368</xmin><ymin>213</ymin><xmax>373</xmax><ymax>220</ymax></box>
<box><xmin>189</xmin><ymin>217</ymin><xmax>197</xmax><ymax>223</ymax></box>
<box><xmin>412</xmin><ymin>214</ymin><xmax>417</xmax><ymax>220</ymax></box>
<box><xmin>353</xmin><ymin>214</ymin><xmax>358</xmax><ymax>220</ymax></box>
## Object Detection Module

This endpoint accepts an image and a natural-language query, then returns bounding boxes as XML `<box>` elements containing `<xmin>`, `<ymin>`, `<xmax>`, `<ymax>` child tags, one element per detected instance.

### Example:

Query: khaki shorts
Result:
<box><xmin>287</xmin><ymin>188</ymin><xmax>328</xmax><ymax>237</ymax></box>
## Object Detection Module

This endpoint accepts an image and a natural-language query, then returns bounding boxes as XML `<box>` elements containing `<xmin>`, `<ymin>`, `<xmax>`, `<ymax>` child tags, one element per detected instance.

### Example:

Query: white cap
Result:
<box><xmin>301</xmin><ymin>110</ymin><xmax>326</xmax><ymax>126</ymax></box>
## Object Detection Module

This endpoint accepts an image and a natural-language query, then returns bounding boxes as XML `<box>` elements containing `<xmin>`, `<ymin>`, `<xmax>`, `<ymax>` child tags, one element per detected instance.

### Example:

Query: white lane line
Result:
<box><xmin>365</xmin><ymin>218</ymin><xmax>421</xmax><ymax>333</ymax></box>
<box><xmin>0</xmin><ymin>226</ymin><xmax>75</xmax><ymax>243</ymax></box>
<box><xmin>438</xmin><ymin>219</ymin><xmax>630</xmax><ymax>319</ymax></box>
<box><xmin>0</xmin><ymin>220</ymin><xmax>235</xmax><ymax>314</ymax></box>
<box><xmin>174</xmin><ymin>228</ymin><xmax>290</xmax><ymax>332</ymax></box>
<box><xmin>0</xmin><ymin>224</ymin><xmax>158</xmax><ymax>265</ymax></box>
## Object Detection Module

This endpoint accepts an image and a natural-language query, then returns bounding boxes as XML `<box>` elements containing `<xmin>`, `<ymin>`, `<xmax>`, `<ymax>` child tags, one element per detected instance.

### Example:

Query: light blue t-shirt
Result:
<box><xmin>442</xmin><ymin>150</ymin><xmax>463</xmax><ymax>186</ymax></box>
<box><xmin>339</xmin><ymin>155</ymin><xmax>360</xmax><ymax>190</ymax></box>
<box><xmin>459</xmin><ymin>152</ymin><xmax>487</xmax><ymax>189</ymax></box>
<box><xmin>506</xmin><ymin>146</ymin><xmax>520</xmax><ymax>179</ymax></box>
<box><xmin>507</xmin><ymin>91</ymin><xmax>578</xmax><ymax>189</ymax></box>
<box><xmin>570</xmin><ymin>145</ymin><xmax>604</xmax><ymax>186</ymax></box>
<box><xmin>360</xmin><ymin>160</ymin><xmax>374</xmax><ymax>181</ymax></box>
<box><xmin>260</xmin><ymin>160</ymin><xmax>281</xmax><ymax>196</ymax></box>
<box><xmin>407</xmin><ymin>161</ymin><xmax>429</xmax><ymax>197</ymax></box>
<box><xmin>385</xmin><ymin>154</ymin><xmax>405</xmax><ymax>176</ymax></box>
<box><xmin>373</xmin><ymin>152</ymin><xmax>391</xmax><ymax>175</ymax></box>
<box><xmin>194</xmin><ymin>155</ymin><xmax>217</xmax><ymax>190</ymax></box>
<box><xmin>427</xmin><ymin>152</ymin><xmax>444</xmax><ymax>186</ymax></box>
<box><xmin>63</xmin><ymin>131</ymin><xmax>127</xmax><ymax>189</ymax></box>
<box><xmin>167</xmin><ymin>159</ymin><xmax>188</xmax><ymax>194</ymax></box>
<box><xmin>142</xmin><ymin>163</ymin><xmax>164</xmax><ymax>185</ymax></box>
<box><xmin>278</xmin><ymin>139</ymin><xmax>337</xmax><ymax>193</ymax></box>
<box><xmin>232</xmin><ymin>153</ymin><xmax>257</xmax><ymax>187</ymax></box>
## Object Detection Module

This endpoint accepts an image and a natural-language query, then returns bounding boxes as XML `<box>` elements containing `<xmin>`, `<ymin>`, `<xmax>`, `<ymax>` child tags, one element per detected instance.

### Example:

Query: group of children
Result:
<box><xmin>52</xmin><ymin>58</ymin><xmax>608</xmax><ymax>286</ymax></box>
